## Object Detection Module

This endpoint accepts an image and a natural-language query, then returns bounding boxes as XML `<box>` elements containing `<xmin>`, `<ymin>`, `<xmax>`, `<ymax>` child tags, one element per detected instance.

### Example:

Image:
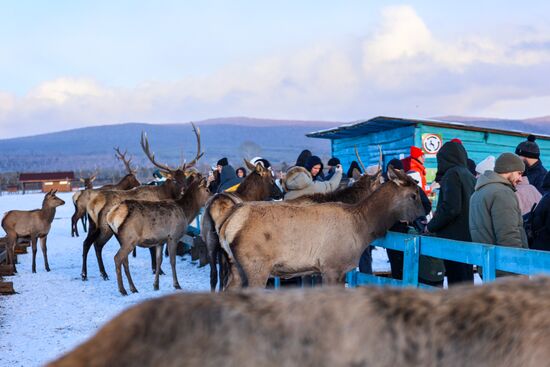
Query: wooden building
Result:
<box><xmin>307</xmin><ymin>116</ymin><xmax>550</xmax><ymax>183</ymax></box>
<box><xmin>19</xmin><ymin>172</ymin><xmax>75</xmax><ymax>193</ymax></box>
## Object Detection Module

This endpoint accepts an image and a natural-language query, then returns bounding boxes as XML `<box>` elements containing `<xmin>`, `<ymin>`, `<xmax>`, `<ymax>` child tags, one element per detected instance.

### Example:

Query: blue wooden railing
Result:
<box><xmin>346</xmin><ymin>231</ymin><xmax>550</xmax><ymax>289</ymax></box>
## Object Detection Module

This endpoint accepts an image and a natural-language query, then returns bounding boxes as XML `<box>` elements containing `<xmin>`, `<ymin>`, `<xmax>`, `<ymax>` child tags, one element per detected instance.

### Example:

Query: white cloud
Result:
<box><xmin>1</xmin><ymin>5</ymin><xmax>550</xmax><ymax>138</ymax></box>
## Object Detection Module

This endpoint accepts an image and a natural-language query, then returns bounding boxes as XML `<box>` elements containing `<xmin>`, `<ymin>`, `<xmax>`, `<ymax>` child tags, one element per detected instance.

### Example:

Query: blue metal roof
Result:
<box><xmin>307</xmin><ymin>116</ymin><xmax>550</xmax><ymax>140</ymax></box>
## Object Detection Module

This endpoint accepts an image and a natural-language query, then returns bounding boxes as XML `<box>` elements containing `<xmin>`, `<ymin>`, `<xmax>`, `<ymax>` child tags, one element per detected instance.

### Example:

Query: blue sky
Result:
<box><xmin>1</xmin><ymin>1</ymin><xmax>550</xmax><ymax>137</ymax></box>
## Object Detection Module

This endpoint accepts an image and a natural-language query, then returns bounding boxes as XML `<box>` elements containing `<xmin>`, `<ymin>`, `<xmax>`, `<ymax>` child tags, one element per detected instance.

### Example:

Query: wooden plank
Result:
<box><xmin>0</xmin><ymin>281</ymin><xmax>15</xmax><ymax>295</ymax></box>
<box><xmin>0</xmin><ymin>265</ymin><xmax>15</xmax><ymax>276</ymax></box>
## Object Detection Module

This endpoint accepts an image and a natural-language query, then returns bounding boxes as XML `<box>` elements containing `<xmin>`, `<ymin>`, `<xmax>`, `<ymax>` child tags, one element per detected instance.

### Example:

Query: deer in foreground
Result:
<box><xmin>106</xmin><ymin>177</ymin><xmax>211</xmax><ymax>295</ymax></box>
<box><xmin>219</xmin><ymin>167</ymin><xmax>423</xmax><ymax>289</ymax></box>
<box><xmin>201</xmin><ymin>159</ymin><xmax>283</xmax><ymax>291</ymax></box>
<box><xmin>1</xmin><ymin>190</ymin><xmax>65</xmax><ymax>273</ymax></box>
<box><xmin>48</xmin><ymin>276</ymin><xmax>550</xmax><ymax>367</ymax></box>
<box><xmin>71</xmin><ymin>149</ymin><xmax>141</xmax><ymax>237</ymax></box>
<box><xmin>80</xmin><ymin>123</ymin><xmax>203</xmax><ymax>281</ymax></box>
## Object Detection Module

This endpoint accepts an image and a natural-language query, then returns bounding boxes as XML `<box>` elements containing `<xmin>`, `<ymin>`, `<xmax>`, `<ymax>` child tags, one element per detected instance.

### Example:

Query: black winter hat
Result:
<box><xmin>327</xmin><ymin>157</ymin><xmax>340</xmax><ymax>166</ymax></box>
<box><xmin>304</xmin><ymin>155</ymin><xmax>324</xmax><ymax>172</ymax></box>
<box><xmin>515</xmin><ymin>135</ymin><xmax>540</xmax><ymax>159</ymax></box>
<box><xmin>217</xmin><ymin>157</ymin><xmax>229</xmax><ymax>167</ymax></box>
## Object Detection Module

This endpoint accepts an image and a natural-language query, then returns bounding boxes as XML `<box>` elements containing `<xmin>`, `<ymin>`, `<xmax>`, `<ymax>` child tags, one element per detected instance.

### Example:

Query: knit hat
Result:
<box><xmin>515</xmin><ymin>135</ymin><xmax>540</xmax><ymax>159</ymax></box>
<box><xmin>217</xmin><ymin>157</ymin><xmax>229</xmax><ymax>167</ymax></box>
<box><xmin>494</xmin><ymin>153</ymin><xmax>525</xmax><ymax>174</ymax></box>
<box><xmin>475</xmin><ymin>156</ymin><xmax>495</xmax><ymax>175</ymax></box>
<box><xmin>410</xmin><ymin>146</ymin><xmax>424</xmax><ymax>159</ymax></box>
<box><xmin>327</xmin><ymin>157</ymin><xmax>340</xmax><ymax>166</ymax></box>
<box><xmin>304</xmin><ymin>155</ymin><xmax>324</xmax><ymax>172</ymax></box>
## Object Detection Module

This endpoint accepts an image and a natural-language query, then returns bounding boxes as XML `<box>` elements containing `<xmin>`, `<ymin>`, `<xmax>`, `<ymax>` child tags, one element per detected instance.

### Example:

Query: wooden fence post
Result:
<box><xmin>402</xmin><ymin>235</ymin><xmax>420</xmax><ymax>287</ymax></box>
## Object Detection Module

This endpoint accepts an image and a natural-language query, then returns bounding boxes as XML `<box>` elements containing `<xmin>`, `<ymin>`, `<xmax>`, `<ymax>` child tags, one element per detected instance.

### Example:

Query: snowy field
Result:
<box><xmin>0</xmin><ymin>191</ymin><xmax>391</xmax><ymax>366</ymax></box>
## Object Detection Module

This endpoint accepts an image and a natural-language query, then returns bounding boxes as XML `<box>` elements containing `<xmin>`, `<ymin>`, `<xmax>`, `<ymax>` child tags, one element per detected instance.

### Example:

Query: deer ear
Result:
<box><xmin>387</xmin><ymin>166</ymin><xmax>405</xmax><ymax>186</ymax></box>
<box><xmin>80</xmin><ymin>178</ymin><xmax>85</xmax><ymax>182</ymax></box>
<box><xmin>255</xmin><ymin>162</ymin><xmax>267</xmax><ymax>174</ymax></box>
<box><xmin>352</xmin><ymin>168</ymin><xmax>361</xmax><ymax>181</ymax></box>
<box><xmin>244</xmin><ymin>159</ymin><xmax>256</xmax><ymax>171</ymax></box>
<box><xmin>53</xmin><ymin>189</ymin><xmax>58</xmax><ymax>195</ymax></box>
<box><xmin>90</xmin><ymin>175</ymin><xmax>96</xmax><ymax>182</ymax></box>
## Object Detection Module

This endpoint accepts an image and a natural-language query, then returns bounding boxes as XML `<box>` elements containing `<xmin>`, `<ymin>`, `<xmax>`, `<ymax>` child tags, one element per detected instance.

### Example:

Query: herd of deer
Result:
<box><xmin>2</xmin><ymin>123</ymin><xmax>549</xmax><ymax>366</ymax></box>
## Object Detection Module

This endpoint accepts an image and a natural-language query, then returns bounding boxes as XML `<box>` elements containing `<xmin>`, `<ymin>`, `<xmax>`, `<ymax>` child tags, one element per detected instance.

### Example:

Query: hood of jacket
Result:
<box><xmin>283</xmin><ymin>166</ymin><xmax>313</xmax><ymax>191</ymax></box>
<box><xmin>436</xmin><ymin>142</ymin><xmax>468</xmax><ymax>177</ymax></box>
<box><xmin>475</xmin><ymin>170</ymin><xmax>515</xmax><ymax>192</ymax></box>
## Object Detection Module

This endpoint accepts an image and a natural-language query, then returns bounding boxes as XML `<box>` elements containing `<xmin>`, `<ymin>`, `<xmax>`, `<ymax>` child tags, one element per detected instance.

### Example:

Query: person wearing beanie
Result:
<box><xmin>325</xmin><ymin>157</ymin><xmax>341</xmax><ymax>181</ymax></box>
<box><xmin>401</xmin><ymin>146</ymin><xmax>428</xmax><ymax>193</ymax></box>
<box><xmin>470</xmin><ymin>152</ymin><xmax>528</xmax><ymax>274</ymax></box>
<box><xmin>426</xmin><ymin>141</ymin><xmax>476</xmax><ymax>286</ymax></box>
<box><xmin>304</xmin><ymin>155</ymin><xmax>325</xmax><ymax>182</ymax></box>
<box><xmin>515</xmin><ymin>135</ymin><xmax>547</xmax><ymax>194</ymax></box>
<box><xmin>216</xmin><ymin>157</ymin><xmax>229</xmax><ymax>168</ymax></box>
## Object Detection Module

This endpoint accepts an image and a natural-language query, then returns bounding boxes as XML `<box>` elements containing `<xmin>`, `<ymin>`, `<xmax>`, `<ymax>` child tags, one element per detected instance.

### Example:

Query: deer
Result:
<box><xmin>71</xmin><ymin>149</ymin><xmax>141</xmax><ymax>237</ymax></box>
<box><xmin>106</xmin><ymin>177</ymin><xmax>211</xmax><ymax>295</ymax></box>
<box><xmin>1</xmin><ymin>190</ymin><xmax>65</xmax><ymax>273</ymax></box>
<box><xmin>201</xmin><ymin>159</ymin><xmax>283</xmax><ymax>291</ymax></box>
<box><xmin>219</xmin><ymin>166</ymin><xmax>424</xmax><ymax>289</ymax></box>
<box><xmin>80</xmin><ymin>123</ymin><xmax>203</xmax><ymax>281</ymax></box>
<box><xmin>47</xmin><ymin>276</ymin><xmax>550</xmax><ymax>367</ymax></box>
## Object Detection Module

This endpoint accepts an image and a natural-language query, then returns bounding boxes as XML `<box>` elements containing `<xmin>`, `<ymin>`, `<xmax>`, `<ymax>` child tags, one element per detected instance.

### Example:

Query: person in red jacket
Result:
<box><xmin>402</xmin><ymin>146</ymin><xmax>428</xmax><ymax>193</ymax></box>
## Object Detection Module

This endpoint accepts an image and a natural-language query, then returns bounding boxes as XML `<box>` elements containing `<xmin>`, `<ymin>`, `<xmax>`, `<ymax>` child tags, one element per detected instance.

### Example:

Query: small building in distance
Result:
<box><xmin>18</xmin><ymin>172</ymin><xmax>75</xmax><ymax>193</ymax></box>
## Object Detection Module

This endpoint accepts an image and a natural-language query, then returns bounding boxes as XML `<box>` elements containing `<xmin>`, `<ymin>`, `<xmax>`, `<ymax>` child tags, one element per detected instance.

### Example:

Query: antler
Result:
<box><xmin>354</xmin><ymin>145</ymin><xmax>367</xmax><ymax>174</ymax></box>
<box><xmin>183</xmin><ymin>122</ymin><xmax>204</xmax><ymax>169</ymax></box>
<box><xmin>114</xmin><ymin>147</ymin><xmax>135</xmax><ymax>174</ymax></box>
<box><xmin>140</xmin><ymin>132</ymin><xmax>174</xmax><ymax>173</ymax></box>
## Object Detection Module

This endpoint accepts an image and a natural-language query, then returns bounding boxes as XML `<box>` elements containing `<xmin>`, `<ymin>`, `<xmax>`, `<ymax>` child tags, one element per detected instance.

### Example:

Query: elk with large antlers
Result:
<box><xmin>80</xmin><ymin>123</ymin><xmax>203</xmax><ymax>281</ymax></box>
<box><xmin>202</xmin><ymin>159</ymin><xmax>283</xmax><ymax>291</ymax></box>
<box><xmin>2</xmin><ymin>190</ymin><xmax>65</xmax><ymax>273</ymax></box>
<box><xmin>219</xmin><ymin>167</ymin><xmax>424</xmax><ymax>289</ymax></box>
<box><xmin>106</xmin><ymin>177</ymin><xmax>211</xmax><ymax>295</ymax></box>
<box><xmin>71</xmin><ymin>149</ymin><xmax>141</xmax><ymax>237</ymax></box>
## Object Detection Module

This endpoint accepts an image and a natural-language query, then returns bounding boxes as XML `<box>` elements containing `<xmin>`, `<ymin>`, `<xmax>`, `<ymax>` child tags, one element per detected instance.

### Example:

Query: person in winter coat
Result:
<box><xmin>236</xmin><ymin>167</ymin><xmax>247</xmax><ymax>178</ymax></box>
<box><xmin>531</xmin><ymin>174</ymin><xmax>550</xmax><ymax>251</ymax></box>
<box><xmin>516</xmin><ymin>135</ymin><xmax>547</xmax><ymax>194</ymax></box>
<box><xmin>426</xmin><ymin>141</ymin><xmax>476</xmax><ymax>285</ymax></box>
<box><xmin>216</xmin><ymin>164</ymin><xmax>242</xmax><ymax>193</ymax></box>
<box><xmin>295</xmin><ymin>150</ymin><xmax>312</xmax><ymax>168</ymax></box>
<box><xmin>470</xmin><ymin>153</ymin><xmax>528</xmax><ymax>251</ymax></box>
<box><xmin>401</xmin><ymin>146</ymin><xmax>428</xmax><ymax>193</ymax></box>
<box><xmin>515</xmin><ymin>176</ymin><xmax>542</xmax><ymax>215</ymax></box>
<box><xmin>207</xmin><ymin>157</ymin><xmax>229</xmax><ymax>192</ymax></box>
<box><xmin>283</xmin><ymin>165</ymin><xmax>342</xmax><ymax>201</ymax></box>
<box><xmin>324</xmin><ymin>157</ymin><xmax>341</xmax><ymax>181</ymax></box>
<box><xmin>304</xmin><ymin>155</ymin><xmax>326</xmax><ymax>182</ymax></box>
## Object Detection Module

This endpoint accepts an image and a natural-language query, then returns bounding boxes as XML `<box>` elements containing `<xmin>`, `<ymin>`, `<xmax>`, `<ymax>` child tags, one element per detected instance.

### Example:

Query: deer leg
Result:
<box><xmin>31</xmin><ymin>236</ymin><xmax>38</xmax><ymax>273</ymax></box>
<box><xmin>150</xmin><ymin>246</ymin><xmax>165</xmax><ymax>275</ymax></box>
<box><xmin>153</xmin><ymin>245</ymin><xmax>163</xmax><ymax>291</ymax></box>
<box><xmin>71</xmin><ymin>206</ymin><xmax>80</xmax><ymax>237</ymax></box>
<box><xmin>132</xmin><ymin>247</ymin><xmax>136</xmax><ymax>258</ymax></box>
<box><xmin>6</xmin><ymin>233</ymin><xmax>17</xmax><ymax>273</ymax></box>
<box><xmin>93</xmin><ymin>230</ymin><xmax>113</xmax><ymax>280</ymax></box>
<box><xmin>167</xmin><ymin>238</ymin><xmax>181</xmax><ymax>290</ymax></box>
<box><xmin>123</xmin><ymin>254</ymin><xmax>138</xmax><ymax>294</ymax></box>
<box><xmin>40</xmin><ymin>236</ymin><xmax>50</xmax><ymax>272</ymax></box>
<box><xmin>114</xmin><ymin>247</ymin><xmax>128</xmax><ymax>296</ymax></box>
<box><xmin>81</xmin><ymin>226</ymin><xmax>100</xmax><ymax>280</ymax></box>
<box><xmin>81</xmin><ymin>213</ymin><xmax>87</xmax><ymax>233</ymax></box>
<box><xmin>209</xmin><ymin>246</ymin><xmax>218</xmax><ymax>292</ymax></box>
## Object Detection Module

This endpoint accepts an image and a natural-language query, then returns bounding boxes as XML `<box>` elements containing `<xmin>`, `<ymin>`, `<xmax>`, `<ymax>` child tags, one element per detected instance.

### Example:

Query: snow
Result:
<box><xmin>0</xmin><ymin>191</ymin><xmax>391</xmax><ymax>367</ymax></box>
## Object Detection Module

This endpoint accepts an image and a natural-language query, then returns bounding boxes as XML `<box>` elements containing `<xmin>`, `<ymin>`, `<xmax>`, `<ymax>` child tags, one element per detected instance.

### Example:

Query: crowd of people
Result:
<box><xmin>201</xmin><ymin>134</ymin><xmax>550</xmax><ymax>287</ymax></box>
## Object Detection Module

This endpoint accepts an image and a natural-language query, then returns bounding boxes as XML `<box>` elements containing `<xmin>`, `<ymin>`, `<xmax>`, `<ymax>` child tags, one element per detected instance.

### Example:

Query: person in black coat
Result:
<box><xmin>516</xmin><ymin>135</ymin><xmax>547</xmax><ymax>194</ymax></box>
<box><xmin>426</xmin><ymin>141</ymin><xmax>476</xmax><ymax>285</ymax></box>
<box><xmin>295</xmin><ymin>150</ymin><xmax>312</xmax><ymax>168</ymax></box>
<box><xmin>531</xmin><ymin>174</ymin><xmax>550</xmax><ymax>251</ymax></box>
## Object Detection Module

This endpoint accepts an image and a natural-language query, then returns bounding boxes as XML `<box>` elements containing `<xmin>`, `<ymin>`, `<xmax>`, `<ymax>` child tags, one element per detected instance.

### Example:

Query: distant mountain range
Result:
<box><xmin>1</xmin><ymin>115</ymin><xmax>549</xmax><ymax>174</ymax></box>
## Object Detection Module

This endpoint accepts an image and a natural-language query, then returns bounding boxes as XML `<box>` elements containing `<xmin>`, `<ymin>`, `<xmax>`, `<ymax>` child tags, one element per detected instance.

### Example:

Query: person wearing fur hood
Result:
<box><xmin>282</xmin><ymin>164</ymin><xmax>342</xmax><ymax>200</ymax></box>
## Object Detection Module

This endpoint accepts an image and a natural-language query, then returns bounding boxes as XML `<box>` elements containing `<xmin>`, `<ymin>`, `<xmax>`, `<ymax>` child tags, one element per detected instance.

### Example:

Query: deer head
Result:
<box><xmin>141</xmin><ymin>122</ymin><xmax>203</xmax><ymax>190</ymax></box>
<box><xmin>241</xmin><ymin>159</ymin><xmax>283</xmax><ymax>200</ymax></box>
<box><xmin>43</xmin><ymin>190</ymin><xmax>66</xmax><ymax>208</ymax></box>
<box><xmin>385</xmin><ymin>166</ymin><xmax>424</xmax><ymax>224</ymax></box>
<box><xmin>79</xmin><ymin>173</ymin><xmax>97</xmax><ymax>189</ymax></box>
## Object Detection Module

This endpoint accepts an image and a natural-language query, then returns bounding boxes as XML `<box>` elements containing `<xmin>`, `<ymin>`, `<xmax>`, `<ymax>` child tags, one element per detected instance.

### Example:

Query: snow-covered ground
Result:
<box><xmin>0</xmin><ymin>191</ymin><xmax>391</xmax><ymax>366</ymax></box>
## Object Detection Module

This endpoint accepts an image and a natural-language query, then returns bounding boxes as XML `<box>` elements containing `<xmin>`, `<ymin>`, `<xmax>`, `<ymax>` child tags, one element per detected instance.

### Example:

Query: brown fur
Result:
<box><xmin>219</xmin><ymin>167</ymin><xmax>424</xmax><ymax>288</ymax></box>
<box><xmin>49</xmin><ymin>276</ymin><xmax>550</xmax><ymax>367</ymax></box>
<box><xmin>201</xmin><ymin>161</ymin><xmax>282</xmax><ymax>291</ymax></box>
<box><xmin>106</xmin><ymin>178</ymin><xmax>211</xmax><ymax>295</ymax></box>
<box><xmin>71</xmin><ymin>174</ymin><xmax>141</xmax><ymax>237</ymax></box>
<box><xmin>1</xmin><ymin>191</ymin><xmax>65</xmax><ymax>273</ymax></box>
